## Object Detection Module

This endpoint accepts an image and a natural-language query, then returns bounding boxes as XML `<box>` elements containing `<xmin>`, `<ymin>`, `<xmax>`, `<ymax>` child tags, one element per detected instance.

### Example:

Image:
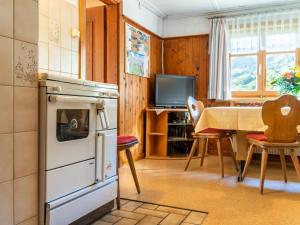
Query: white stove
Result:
<box><xmin>39</xmin><ymin>74</ymin><xmax>118</xmax><ymax>225</ymax></box>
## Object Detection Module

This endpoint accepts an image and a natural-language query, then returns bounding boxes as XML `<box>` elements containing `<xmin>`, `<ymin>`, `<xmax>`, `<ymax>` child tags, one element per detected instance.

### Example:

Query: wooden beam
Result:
<box><xmin>101</xmin><ymin>0</ymin><xmax>119</xmax><ymax>5</ymax></box>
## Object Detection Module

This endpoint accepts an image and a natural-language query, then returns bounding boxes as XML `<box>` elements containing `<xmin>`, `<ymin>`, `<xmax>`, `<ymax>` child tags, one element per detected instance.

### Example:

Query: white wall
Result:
<box><xmin>123</xmin><ymin>0</ymin><xmax>163</xmax><ymax>36</ymax></box>
<box><xmin>163</xmin><ymin>16</ymin><xmax>210</xmax><ymax>38</ymax></box>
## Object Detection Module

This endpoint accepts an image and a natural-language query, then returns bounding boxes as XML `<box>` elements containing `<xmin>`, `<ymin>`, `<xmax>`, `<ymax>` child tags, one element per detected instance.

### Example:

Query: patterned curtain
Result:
<box><xmin>208</xmin><ymin>18</ymin><xmax>230</xmax><ymax>100</ymax></box>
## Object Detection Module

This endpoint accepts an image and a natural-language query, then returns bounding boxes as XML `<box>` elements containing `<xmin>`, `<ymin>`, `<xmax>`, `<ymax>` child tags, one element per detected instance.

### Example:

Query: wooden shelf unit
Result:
<box><xmin>145</xmin><ymin>108</ymin><xmax>194</xmax><ymax>159</ymax></box>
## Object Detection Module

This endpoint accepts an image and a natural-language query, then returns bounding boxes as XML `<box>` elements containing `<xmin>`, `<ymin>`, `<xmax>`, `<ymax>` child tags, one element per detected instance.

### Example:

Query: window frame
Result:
<box><xmin>230</xmin><ymin>48</ymin><xmax>300</xmax><ymax>98</ymax></box>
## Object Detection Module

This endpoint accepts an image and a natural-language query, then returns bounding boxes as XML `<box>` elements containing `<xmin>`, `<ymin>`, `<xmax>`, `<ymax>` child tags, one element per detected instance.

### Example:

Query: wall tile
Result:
<box><xmin>0</xmin><ymin>0</ymin><xmax>13</xmax><ymax>38</ymax></box>
<box><xmin>72</xmin><ymin>51</ymin><xmax>79</xmax><ymax>75</ymax></box>
<box><xmin>39</xmin><ymin>13</ymin><xmax>49</xmax><ymax>43</ymax></box>
<box><xmin>14</xmin><ymin>87</ymin><xmax>38</xmax><ymax>132</ymax></box>
<box><xmin>72</xmin><ymin>37</ymin><xmax>79</xmax><ymax>53</ymax></box>
<box><xmin>49</xmin><ymin>44</ymin><xmax>61</xmax><ymax>71</ymax></box>
<box><xmin>71</xmin><ymin>4</ymin><xmax>79</xmax><ymax>30</ymax></box>
<box><xmin>49</xmin><ymin>0</ymin><xmax>60</xmax><ymax>21</ymax></box>
<box><xmin>39</xmin><ymin>0</ymin><xmax>49</xmax><ymax>16</ymax></box>
<box><xmin>14</xmin><ymin>40</ymin><xmax>38</xmax><ymax>87</ymax></box>
<box><xmin>0</xmin><ymin>86</ymin><xmax>13</xmax><ymax>134</ymax></box>
<box><xmin>17</xmin><ymin>216</ymin><xmax>38</xmax><ymax>225</ymax></box>
<box><xmin>49</xmin><ymin>20</ymin><xmax>61</xmax><ymax>46</ymax></box>
<box><xmin>14</xmin><ymin>174</ymin><xmax>38</xmax><ymax>224</ymax></box>
<box><xmin>61</xmin><ymin>48</ymin><xmax>72</xmax><ymax>73</ymax></box>
<box><xmin>14</xmin><ymin>0</ymin><xmax>38</xmax><ymax>44</ymax></box>
<box><xmin>14</xmin><ymin>131</ymin><xmax>38</xmax><ymax>179</ymax></box>
<box><xmin>38</xmin><ymin>42</ymin><xmax>49</xmax><ymax>70</ymax></box>
<box><xmin>0</xmin><ymin>133</ymin><xmax>13</xmax><ymax>183</ymax></box>
<box><xmin>61</xmin><ymin>24</ymin><xmax>72</xmax><ymax>50</ymax></box>
<box><xmin>0</xmin><ymin>181</ymin><xmax>13</xmax><ymax>225</ymax></box>
<box><xmin>0</xmin><ymin>36</ymin><xmax>13</xmax><ymax>85</ymax></box>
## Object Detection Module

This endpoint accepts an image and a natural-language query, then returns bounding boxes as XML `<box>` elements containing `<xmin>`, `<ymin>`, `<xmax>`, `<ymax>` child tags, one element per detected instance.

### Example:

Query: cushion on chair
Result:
<box><xmin>117</xmin><ymin>136</ymin><xmax>138</xmax><ymax>145</ymax></box>
<box><xmin>246</xmin><ymin>133</ymin><xmax>267</xmax><ymax>141</ymax></box>
<box><xmin>199</xmin><ymin>128</ymin><xmax>228</xmax><ymax>134</ymax></box>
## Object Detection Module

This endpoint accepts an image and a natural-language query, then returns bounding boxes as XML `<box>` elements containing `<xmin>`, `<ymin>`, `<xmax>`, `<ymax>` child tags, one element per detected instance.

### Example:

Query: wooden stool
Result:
<box><xmin>117</xmin><ymin>136</ymin><xmax>140</xmax><ymax>209</ymax></box>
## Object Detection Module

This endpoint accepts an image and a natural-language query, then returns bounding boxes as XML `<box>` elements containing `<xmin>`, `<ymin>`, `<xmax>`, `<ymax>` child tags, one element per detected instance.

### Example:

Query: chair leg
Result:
<box><xmin>216</xmin><ymin>138</ymin><xmax>224</xmax><ymax>178</ymax></box>
<box><xmin>116</xmin><ymin>151</ymin><xmax>121</xmax><ymax>209</ymax></box>
<box><xmin>260</xmin><ymin>149</ymin><xmax>268</xmax><ymax>195</ymax></box>
<box><xmin>290</xmin><ymin>149</ymin><xmax>300</xmax><ymax>179</ymax></box>
<box><xmin>242</xmin><ymin>144</ymin><xmax>254</xmax><ymax>179</ymax></box>
<box><xmin>184</xmin><ymin>139</ymin><xmax>198</xmax><ymax>171</ymax></box>
<box><xmin>228</xmin><ymin>137</ymin><xmax>238</xmax><ymax>171</ymax></box>
<box><xmin>125</xmin><ymin>149</ymin><xmax>141</xmax><ymax>194</ymax></box>
<box><xmin>279</xmin><ymin>149</ymin><xmax>287</xmax><ymax>183</ymax></box>
<box><xmin>200</xmin><ymin>138</ymin><xmax>207</xmax><ymax>167</ymax></box>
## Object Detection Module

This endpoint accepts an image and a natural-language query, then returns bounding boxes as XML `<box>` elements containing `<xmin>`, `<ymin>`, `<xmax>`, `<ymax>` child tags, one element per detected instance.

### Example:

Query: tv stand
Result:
<box><xmin>145</xmin><ymin>108</ymin><xmax>198</xmax><ymax>159</ymax></box>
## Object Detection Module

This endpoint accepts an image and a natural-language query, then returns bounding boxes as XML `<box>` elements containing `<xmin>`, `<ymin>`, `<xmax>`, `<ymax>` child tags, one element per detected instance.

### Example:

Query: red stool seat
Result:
<box><xmin>246</xmin><ymin>133</ymin><xmax>267</xmax><ymax>141</ymax></box>
<box><xmin>117</xmin><ymin>136</ymin><xmax>138</xmax><ymax>145</ymax></box>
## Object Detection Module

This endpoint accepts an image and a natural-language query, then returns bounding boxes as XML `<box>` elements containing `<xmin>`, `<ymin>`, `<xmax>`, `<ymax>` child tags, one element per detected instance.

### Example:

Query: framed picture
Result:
<box><xmin>125</xmin><ymin>23</ymin><xmax>150</xmax><ymax>77</ymax></box>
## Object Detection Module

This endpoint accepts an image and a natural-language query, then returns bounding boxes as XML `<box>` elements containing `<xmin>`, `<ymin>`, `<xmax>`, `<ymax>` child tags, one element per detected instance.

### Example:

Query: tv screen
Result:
<box><xmin>155</xmin><ymin>74</ymin><xmax>195</xmax><ymax>107</ymax></box>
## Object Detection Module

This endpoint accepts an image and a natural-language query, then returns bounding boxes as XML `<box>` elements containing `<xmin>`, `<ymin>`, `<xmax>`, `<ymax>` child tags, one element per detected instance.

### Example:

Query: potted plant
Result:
<box><xmin>271</xmin><ymin>66</ymin><xmax>300</xmax><ymax>96</ymax></box>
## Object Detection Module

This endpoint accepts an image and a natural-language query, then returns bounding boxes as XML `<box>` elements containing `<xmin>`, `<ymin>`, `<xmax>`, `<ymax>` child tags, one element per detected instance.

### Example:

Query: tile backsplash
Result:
<box><xmin>38</xmin><ymin>0</ymin><xmax>80</xmax><ymax>79</ymax></box>
<box><xmin>0</xmin><ymin>0</ymin><xmax>79</xmax><ymax>224</ymax></box>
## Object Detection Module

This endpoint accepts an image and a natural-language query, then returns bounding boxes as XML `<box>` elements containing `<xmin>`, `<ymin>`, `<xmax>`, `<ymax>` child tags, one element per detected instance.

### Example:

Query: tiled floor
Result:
<box><xmin>93</xmin><ymin>199</ymin><xmax>207</xmax><ymax>225</ymax></box>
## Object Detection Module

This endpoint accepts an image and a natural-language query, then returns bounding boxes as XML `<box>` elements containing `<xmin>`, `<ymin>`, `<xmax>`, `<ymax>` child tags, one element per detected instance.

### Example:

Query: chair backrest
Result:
<box><xmin>262</xmin><ymin>95</ymin><xmax>300</xmax><ymax>142</ymax></box>
<box><xmin>187</xmin><ymin>96</ymin><xmax>205</xmax><ymax>128</ymax></box>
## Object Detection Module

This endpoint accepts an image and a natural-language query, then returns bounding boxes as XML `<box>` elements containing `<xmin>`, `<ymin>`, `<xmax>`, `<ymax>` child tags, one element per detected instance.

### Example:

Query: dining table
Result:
<box><xmin>194</xmin><ymin>106</ymin><xmax>298</xmax><ymax>181</ymax></box>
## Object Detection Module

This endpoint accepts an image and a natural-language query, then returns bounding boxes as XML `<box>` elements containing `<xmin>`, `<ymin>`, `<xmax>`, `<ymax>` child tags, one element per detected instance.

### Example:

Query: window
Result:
<box><xmin>227</xmin><ymin>11</ymin><xmax>300</xmax><ymax>97</ymax></box>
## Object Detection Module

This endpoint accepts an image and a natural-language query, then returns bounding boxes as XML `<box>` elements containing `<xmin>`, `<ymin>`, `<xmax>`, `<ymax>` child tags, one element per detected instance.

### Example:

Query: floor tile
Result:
<box><xmin>156</xmin><ymin>206</ymin><xmax>190</xmax><ymax>216</ymax></box>
<box><xmin>140</xmin><ymin>203</ymin><xmax>158</xmax><ymax>210</ymax></box>
<box><xmin>114</xmin><ymin>218</ymin><xmax>138</xmax><ymax>225</ymax></box>
<box><xmin>92</xmin><ymin>221</ymin><xmax>112</xmax><ymax>225</ymax></box>
<box><xmin>160</xmin><ymin>213</ymin><xmax>185</xmax><ymax>225</ymax></box>
<box><xmin>111</xmin><ymin>210</ymin><xmax>145</xmax><ymax>221</ymax></box>
<box><xmin>120</xmin><ymin>199</ymin><xmax>129</xmax><ymax>206</ymax></box>
<box><xmin>183</xmin><ymin>212</ymin><xmax>206</xmax><ymax>225</ymax></box>
<box><xmin>136</xmin><ymin>215</ymin><xmax>162</xmax><ymax>225</ymax></box>
<box><xmin>122</xmin><ymin>201</ymin><xmax>142</xmax><ymax>212</ymax></box>
<box><xmin>101</xmin><ymin>214</ymin><xmax>121</xmax><ymax>223</ymax></box>
<box><xmin>134</xmin><ymin>208</ymin><xmax>168</xmax><ymax>218</ymax></box>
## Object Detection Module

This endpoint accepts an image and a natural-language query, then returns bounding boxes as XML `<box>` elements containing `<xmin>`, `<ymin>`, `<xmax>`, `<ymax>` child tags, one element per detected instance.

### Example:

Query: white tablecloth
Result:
<box><xmin>195</xmin><ymin>107</ymin><xmax>266</xmax><ymax>160</ymax></box>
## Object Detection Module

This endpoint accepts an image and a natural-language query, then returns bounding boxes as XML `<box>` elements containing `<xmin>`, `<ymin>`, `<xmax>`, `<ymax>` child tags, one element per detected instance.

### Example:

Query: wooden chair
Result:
<box><xmin>116</xmin><ymin>136</ymin><xmax>140</xmax><ymax>209</ymax></box>
<box><xmin>184</xmin><ymin>96</ymin><xmax>238</xmax><ymax>177</ymax></box>
<box><xmin>242</xmin><ymin>95</ymin><xmax>300</xmax><ymax>194</ymax></box>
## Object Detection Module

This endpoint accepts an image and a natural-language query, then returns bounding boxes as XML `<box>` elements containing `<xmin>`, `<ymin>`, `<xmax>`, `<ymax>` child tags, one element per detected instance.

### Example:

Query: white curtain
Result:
<box><xmin>208</xmin><ymin>18</ymin><xmax>230</xmax><ymax>100</ymax></box>
<box><xmin>226</xmin><ymin>9</ymin><xmax>300</xmax><ymax>53</ymax></box>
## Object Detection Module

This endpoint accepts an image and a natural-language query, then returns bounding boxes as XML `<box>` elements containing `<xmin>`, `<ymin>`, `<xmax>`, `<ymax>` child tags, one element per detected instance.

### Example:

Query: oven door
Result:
<box><xmin>46</xmin><ymin>95</ymin><xmax>96</xmax><ymax>170</ymax></box>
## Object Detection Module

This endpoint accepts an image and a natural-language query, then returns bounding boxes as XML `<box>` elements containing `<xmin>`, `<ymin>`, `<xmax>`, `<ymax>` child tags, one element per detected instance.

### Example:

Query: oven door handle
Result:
<box><xmin>49</xmin><ymin>95</ymin><xmax>100</xmax><ymax>104</ymax></box>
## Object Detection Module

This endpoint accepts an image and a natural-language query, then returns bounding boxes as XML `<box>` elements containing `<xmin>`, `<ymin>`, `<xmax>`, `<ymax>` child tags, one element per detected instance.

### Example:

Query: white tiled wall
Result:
<box><xmin>0</xmin><ymin>0</ymin><xmax>39</xmax><ymax>224</ymax></box>
<box><xmin>0</xmin><ymin>0</ymin><xmax>79</xmax><ymax>224</ymax></box>
<box><xmin>38</xmin><ymin>0</ymin><xmax>80</xmax><ymax>79</ymax></box>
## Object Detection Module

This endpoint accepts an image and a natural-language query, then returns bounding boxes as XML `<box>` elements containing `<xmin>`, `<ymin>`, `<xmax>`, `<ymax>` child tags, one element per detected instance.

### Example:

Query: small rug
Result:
<box><xmin>92</xmin><ymin>198</ymin><xmax>208</xmax><ymax>225</ymax></box>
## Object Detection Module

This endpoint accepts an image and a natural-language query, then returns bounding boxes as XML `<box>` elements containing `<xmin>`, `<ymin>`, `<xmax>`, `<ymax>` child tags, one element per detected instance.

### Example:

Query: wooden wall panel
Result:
<box><xmin>163</xmin><ymin>35</ymin><xmax>209</xmax><ymax>101</ymax></box>
<box><xmin>118</xmin><ymin>15</ymin><xmax>162</xmax><ymax>159</ymax></box>
<box><xmin>86</xmin><ymin>7</ymin><xmax>105</xmax><ymax>82</ymax></box>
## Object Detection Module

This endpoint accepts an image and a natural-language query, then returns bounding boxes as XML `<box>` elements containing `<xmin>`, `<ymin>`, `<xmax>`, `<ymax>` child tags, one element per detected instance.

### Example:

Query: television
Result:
<box><xmin>155</xmin><ymin>74</ymin><xmax>195</xmax><ymax>107</ymax></box>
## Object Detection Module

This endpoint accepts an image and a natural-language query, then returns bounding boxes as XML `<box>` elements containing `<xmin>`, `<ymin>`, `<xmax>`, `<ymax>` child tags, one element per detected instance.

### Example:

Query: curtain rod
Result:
<box><xmin>208</xmin><ymin>2</ymin><xmax>300</xmax><ymax>20</ymax></box>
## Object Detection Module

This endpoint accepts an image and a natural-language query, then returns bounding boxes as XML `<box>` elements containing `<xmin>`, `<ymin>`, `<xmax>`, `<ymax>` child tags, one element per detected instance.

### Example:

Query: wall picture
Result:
<box><xmin>125</xmin><ymin>23</ymin><xmax>150</xmax><ymax>77</ymax></box>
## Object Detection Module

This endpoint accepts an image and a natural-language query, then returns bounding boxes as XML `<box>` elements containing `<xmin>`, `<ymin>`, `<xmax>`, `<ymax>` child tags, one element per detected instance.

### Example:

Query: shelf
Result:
<box><xmin>148</xmin><ymin>132</ymin><xmax>166</xmax><ymax>136</ymax></box>
<box><xmin>168</xmin><ymin>122</ymin><xmax>192</xmax><ymax>126</ymax></box>
<box><xmin>168</xmin><ymin>137</ymin><xmax>194</xmax><ymax>142</ymax></box>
